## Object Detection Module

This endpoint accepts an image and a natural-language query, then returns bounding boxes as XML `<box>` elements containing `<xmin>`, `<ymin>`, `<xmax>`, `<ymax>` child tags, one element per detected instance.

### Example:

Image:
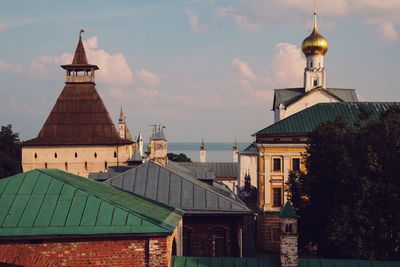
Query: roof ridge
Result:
<box><xmin>106</xmin><ymin>161</ymin><xmax>250</xmax><ymax>211</ymax></box>
<box><xmin>37</xmin><ymin>169</ymin><xmax>183</xmax><ymax>232</ymax></box>
<box><xmin>159</xmin><ymin>162</ymin><xmax>250</xmax><ymax>211</ymax></box>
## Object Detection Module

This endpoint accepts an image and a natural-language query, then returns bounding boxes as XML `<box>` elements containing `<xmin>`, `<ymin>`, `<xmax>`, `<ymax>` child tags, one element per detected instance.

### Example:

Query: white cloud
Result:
<box><xmin>229</xmin><ymin>42</ymin><xmax>304</xmax><ymax>107</ymax></box>
<box><xmin>136</xmin><ymin>69</ymin><xmax>161</xmax><ymax>87</ymax></box>
<box><xmin>30</xmin><ymin>36</ymin><xmax>134</xmax><ymax>87</ymax></box>
<box><xmin>214</xmin><ymin>0</ymin><xmax>400</xmax><ymax>42</ymax></box>
<box><xmin>216</xmin><ymin>6</ymin><xmax>259</xmax><ymax>31</ymax></box>
<box><xmin>0</xmin><ymin>22</ymin><xmax>7</xmax><ymax>32</ymax></box>
<box><xmin>0</xmin><ymin>59</ymin><xmax>21</xmax><ymax>74</ymax></box>
<box><xmin>186</xmin><ymin>9</ymin><xmax>207</xmax><ymax>33</ymax></box>
<box><xmin>270</xmin><ymin>42</ymin><xmax>304</xmax><ymax>87</ymax></box>
<box><xmin>370</xmin><ymin>21</ymin><xmax>399</xmax><ymax>42</ymax></box>
<box><xmin>232</xmin><ymin>58</ymin><xmax>256</xmax><ymax>81</ymax></box>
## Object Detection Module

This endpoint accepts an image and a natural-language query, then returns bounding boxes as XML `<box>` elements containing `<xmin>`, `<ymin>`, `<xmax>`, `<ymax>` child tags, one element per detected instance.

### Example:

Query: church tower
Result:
<box><xmin>302</xmin><ymin>11</ymin><xmax>329</xmax><ymax>92</ymax></box>
<box><xmin>199</xmin><ymin>139</ymin><xmax>206</xmax><ymax>163</ymax></box>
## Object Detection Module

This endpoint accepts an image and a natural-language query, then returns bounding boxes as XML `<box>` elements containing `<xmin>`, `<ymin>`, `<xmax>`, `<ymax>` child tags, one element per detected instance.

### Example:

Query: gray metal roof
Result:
<box><xmin>240</xmin><ymin>143</ymin><xmax>259</xmax><ymax>155</ymax></box>
<box><xmin>177</xmin><ymin>162</ymin><xmax>238</xmax><ymax>179</ymax></box>
<box><xmin>104</xmin><ymin>161</ymin><xmax>251</xmax><ymax>214</ymax></box>
<box><xmin>273</xmin><ymin>87</ymin><xmax>358</xmax><ymax>109</ymax></box>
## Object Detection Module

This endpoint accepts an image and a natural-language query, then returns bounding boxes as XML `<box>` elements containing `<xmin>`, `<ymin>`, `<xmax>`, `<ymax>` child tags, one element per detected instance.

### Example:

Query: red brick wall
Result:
<box><xmin>0</xmin><ymin>237</ymin><xmax>170</xmax><ymax>267</ymax></box>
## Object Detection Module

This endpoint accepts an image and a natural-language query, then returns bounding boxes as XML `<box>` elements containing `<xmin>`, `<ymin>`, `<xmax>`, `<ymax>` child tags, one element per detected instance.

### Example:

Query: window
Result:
<box><xmin>94</xmin><ymin>152</ymin><xmax>97</xmax><ymax>158</ymax></box>
<box><xmin>54</xmin><ymin>153</ymin><xmax>57</xmax><ymax>158</ymax></box>
<box><xmin>313</xmin><ymin>79</ymin><xmax>318</xmax><ymax>86</ymax></box>
<box><xmin>114</xmin><ymin>152</ymin><xmax>117</xmax><ymax>158</ymax></box>
<box><xmin>310</xmin><ymin>61</ymin><xmax>313</xmax><ymax>68</ymax></box>
<box><xmin>183</xmin><ymin>227</ymin><xmax>192</xmax><ymax>256</ymax></box>
<box><xmin>273</xmin><ymin>188</ymin><xmax>282</xmax><ymax>207</ymax></box>
<box><xmin>84</xmin><ymin>162</ymin><xmax>88</xmax><ymax>171</ymax></box>
<box><xmin>65</xmin><ymin>162</ymin><xmax>68</xmax><ymax>171</ymax></box>
<box><xmin>285</xmin><ymin>224</ymin><xmax>293</xmax><ymax>234</ymax></box>
<box><xmin>292</xmin><ymin>158</ymin><xmax>301</xmax><ymax>171</ymax></box>
<box><xmin>209</xmin><ymin>227</ymin><xmax>227</xmax><ymax>257</ymax></box>
<box><xmin>45</xmin><ymin>163</ymin><xmax>48</xmax><ymax>169</ymax></box>
<box><xmin>75</xmin><ymin>152</ymin><xmax>78</xmax><ymax>158</ymax></box>
<box><xmin>272</xmin><ymin>158</ymin><xmax>282</xmax><ymax>172</ymax></box>
<box><xmin>104</xmin><ymin>161</ymin><xmax>108</xmax><ymax>170</ymax></box>
<box><xmin>272</xmin><ymin>227</ymin><xmax>280</xmax><ymax>242</ymax></box>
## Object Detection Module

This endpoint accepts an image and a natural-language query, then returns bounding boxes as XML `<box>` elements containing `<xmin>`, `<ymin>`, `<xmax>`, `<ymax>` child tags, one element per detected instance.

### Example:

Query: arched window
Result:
<box><xmin>84</xmin><ymin>162</ymin><xmax>88</xmax><ymax>171</ymax></box>
<box><xmin>104</xmin><ymin>161</ymin><xmax>108</xmax><ymax>170</ymax></box>
<box><xmin>172</xmin><ymin>238</ymin><xmax>177</xmax><ymax>256</ymax></box>
<box><xmin>45</xmin><ymin>163</ymin><xmax>48</xmax><ymax>169</ymax></box>
<box><xmin>75</xmin><ymin>152</ymin><xmax>78</xmax><ymax>158</ymax></box>
<box><xmin>209</xmin><ymin>227</ymin><xmax>227</xmax><ymax>257</ymax></box>
<box><xmin>114</xmin><ymin>152</ymin><xmax>117</xmax><ymax>158</ymax></box>
<box><xmin>65</xmin><ymin>162</ymin><xmax>68</xmax><ymax>171</ymax></box>
<box><xmin>34</xmin><ymin>153</ymin><xmax>37</xmax><ymax>159</ymax></box>
<box><xmin>54</xmin><ymin>153</ymin><xmax>57</xmax><ymax>158</ymax></box>
<box><xmin>94</xmin><ymin>152</ymin><xmax>97</xmax><ymax>158</ymax></box>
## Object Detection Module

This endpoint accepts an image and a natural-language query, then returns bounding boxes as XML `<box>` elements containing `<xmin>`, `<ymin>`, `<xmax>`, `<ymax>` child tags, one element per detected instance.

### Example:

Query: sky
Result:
<box><xmin>0</xmin><ymin>0</ymin><xmax>399</xmax><ymax>142</ymax></box>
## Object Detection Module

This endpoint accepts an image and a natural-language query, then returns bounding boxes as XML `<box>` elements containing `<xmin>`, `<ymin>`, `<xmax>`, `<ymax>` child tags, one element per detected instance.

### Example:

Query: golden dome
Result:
<box><xmin>301</xmin><ymin>13</ymin><xmax>329</xmax><ymax>56</ymax></box>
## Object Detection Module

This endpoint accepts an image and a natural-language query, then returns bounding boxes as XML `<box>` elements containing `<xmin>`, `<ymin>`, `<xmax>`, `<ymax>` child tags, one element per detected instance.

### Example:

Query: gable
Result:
<box><xmin>284</xmin><ymin>89</ymin><xmax>341</xmax><ymax>117</ymax></box>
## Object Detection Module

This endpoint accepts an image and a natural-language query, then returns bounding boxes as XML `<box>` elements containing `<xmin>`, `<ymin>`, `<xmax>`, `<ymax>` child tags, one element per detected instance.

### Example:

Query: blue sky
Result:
<box><xmin>0</xmin><ymin>0</ymin><xmax>399</xmax><ymax>142</ymax></box>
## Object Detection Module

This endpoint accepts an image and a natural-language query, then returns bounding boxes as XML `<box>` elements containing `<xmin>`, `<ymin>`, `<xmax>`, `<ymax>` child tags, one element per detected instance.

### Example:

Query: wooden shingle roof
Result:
<box><xmin>23</xmin><ymin>83</ymin><xmax>132</xmax><ymax>146</ymax></box>
<box><xmin>23</xmin><ymin>36</ymin><xmax>131</xmax><ymax>146</ymax></box>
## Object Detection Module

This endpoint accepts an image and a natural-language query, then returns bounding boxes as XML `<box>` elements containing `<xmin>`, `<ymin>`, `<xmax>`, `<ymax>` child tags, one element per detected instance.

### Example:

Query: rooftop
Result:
<box><xmin>104</xmin><ymin>161</ymin><xmax>251</xmax><ymax>215</ymax></box>
<box><xmin>0</xmin><ymin>169</ymin><xmax>183</xmax><ymax>238</ymax></box>
<box><xmin>256</xmin><ymin>102</ymin><xmax>398</xmax><ymax>137</ymax></box>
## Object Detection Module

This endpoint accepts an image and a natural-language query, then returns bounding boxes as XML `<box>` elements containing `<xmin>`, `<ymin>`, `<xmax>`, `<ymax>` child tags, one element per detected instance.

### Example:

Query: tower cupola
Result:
<box><xmin>61</xmin><ymin>29</ymin><xmax>99</xmax><ymax>84</ymax></box>
<box><xmin>302</xmin><ymin>11</ymin><xmax>328</xmax><ymax>92</ymax></box>
<box><xmin>301</xmin><ymin>12</ymin><xmax>329</xmax><ymax>57</ymax></box>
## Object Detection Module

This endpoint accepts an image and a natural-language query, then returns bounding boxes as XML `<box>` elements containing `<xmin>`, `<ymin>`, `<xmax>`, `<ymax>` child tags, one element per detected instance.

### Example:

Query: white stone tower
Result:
<box><xmin>118</xmin><ymin>107</ymin><xmax>126</xmax><ymax>139</ymax></box>
<box><xmin>137</xmin><ymin>132</ymin><xmax>144</xmax><ymax>157</ymax></box>
<box><xmin>199</xmin><ymin>139</ymin><xmax>206</xmax><ymax>163</ymax></box>
<box><xmin>280</xmin><ymin>202</ymin><xmax>299</xmax><ymax>267</ymax></box>
<box><xmin>232</xmin><ymin>139</ymin><xmax>239</xmax><ymax>163</ymax></box>
<box><xmin>302</xmin><ymin>11</ymin><xmax>329</xmax><ymax>92</ymax></box>
<box><xmin>148</xmin><ymin>125</ymin><xmax>168</xmax><ymax>166</ymax></box>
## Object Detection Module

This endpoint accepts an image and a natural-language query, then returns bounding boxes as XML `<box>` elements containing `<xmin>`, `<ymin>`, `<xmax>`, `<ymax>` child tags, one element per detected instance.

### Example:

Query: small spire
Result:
<box><xmin>72</xmin><ymin>29</ymin><xmax>88</xmax><ymax>65</ymax></box>
<box><xmin>200</xmin><ymin>138</ymin><xmax>205</xmax><ymax>150</ymax></box>
<box><xmin>313</xmin><ymin>11</ymin><xmax>317</xmax><ymax>31</ymax></box>
<box><xmin>119</xmin><ymin>107</ymin><xmax>124</xmax><ymax>122</ymax></box>
<box><xmin>233</xmin><ymin>138</ymin><xmax>238</xmax><ymax>150</ymax></box>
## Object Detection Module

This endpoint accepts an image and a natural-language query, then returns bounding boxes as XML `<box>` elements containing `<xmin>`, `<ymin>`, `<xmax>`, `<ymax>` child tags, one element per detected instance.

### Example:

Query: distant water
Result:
<box><xmin>167</xmin><ymin>142</ymin><xmax>249</xmax><ymax>162</ymax></box>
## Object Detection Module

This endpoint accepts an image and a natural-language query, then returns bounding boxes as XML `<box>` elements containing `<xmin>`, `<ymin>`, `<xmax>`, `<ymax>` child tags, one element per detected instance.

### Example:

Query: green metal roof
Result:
<box><xmin>255</xmin><ymin>102</ymin><xmax>398</xmax><ymax>137</ymax></box>
<box><xmin>299</xmin><ymin>258</ymin><xmax>400</xmax><ymax>267</ymax></box>
<box><xmin>0</xmin><ymin>169</ymin><xmax>183</xmax><ymax>237</ymax></box>
<box><xmin>280</xmin><ymin>202</ymin><xmax>297</xmax><ymax>218</ymax></box>
<box><xmin>172</xmin><ymin>255</ymin><xmax>280</xmax><ymax>267</ymax></box>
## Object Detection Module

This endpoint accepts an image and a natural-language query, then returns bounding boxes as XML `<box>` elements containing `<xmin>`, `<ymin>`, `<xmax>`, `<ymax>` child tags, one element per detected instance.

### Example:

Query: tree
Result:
<box><xmin>287</xmin><ymin>107</ymin><xmax>400</xmax><ymax>260</ymax></box>
<box><xmin>0</xmin><ymin>125</ymin><xmax>22</xmax><ymax>179</ymax></box>
<box><xmin>167</xmin><ymin>152</ymin><xmax>191</xmax><ymax>162</ymax></box>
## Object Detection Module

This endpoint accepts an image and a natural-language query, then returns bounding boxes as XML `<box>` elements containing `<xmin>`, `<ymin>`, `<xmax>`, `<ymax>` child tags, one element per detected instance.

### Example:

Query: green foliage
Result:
<box><xmin>167</xmin><ymin>152</ymin><xmax>191</xmax><ymax>162</ymax></box>
<box><xmin>0</xmin><ymin>125</ymin><xmax>22</xmax><ymax>179</ymax></box>
<box><xmin>287</xmin><ymin>107</ymin><xmax>400</xmax><ymax>260</ymax></box>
